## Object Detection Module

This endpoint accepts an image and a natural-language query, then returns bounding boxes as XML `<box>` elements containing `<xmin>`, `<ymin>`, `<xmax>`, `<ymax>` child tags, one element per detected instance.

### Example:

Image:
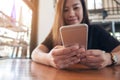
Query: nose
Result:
<box><xmin>68</xmin><ymin>9</ymin><xmax>75</xmax><ymax>17</ymax></box>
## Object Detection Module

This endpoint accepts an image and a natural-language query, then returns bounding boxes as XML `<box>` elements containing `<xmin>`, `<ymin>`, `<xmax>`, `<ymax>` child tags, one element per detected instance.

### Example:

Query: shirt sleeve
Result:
<box><xmin>94</xmin><ymin>26</ymin><xmax>120</xmax><ymax>52</ymax></box>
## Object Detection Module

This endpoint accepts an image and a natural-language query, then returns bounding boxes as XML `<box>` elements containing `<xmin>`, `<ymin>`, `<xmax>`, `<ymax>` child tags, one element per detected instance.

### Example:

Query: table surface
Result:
<box><xmin>0</xmin><ymin>59</ymin><xmax>120</xmax><ymax>80</ymax></box>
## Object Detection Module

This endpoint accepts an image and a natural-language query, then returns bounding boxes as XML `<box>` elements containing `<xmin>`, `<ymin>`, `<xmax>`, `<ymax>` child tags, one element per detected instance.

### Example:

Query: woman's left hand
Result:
<box><xmin>80</xmin><ymin>50</ymin><xmax>112</xmax><ymax>69</ymax></box>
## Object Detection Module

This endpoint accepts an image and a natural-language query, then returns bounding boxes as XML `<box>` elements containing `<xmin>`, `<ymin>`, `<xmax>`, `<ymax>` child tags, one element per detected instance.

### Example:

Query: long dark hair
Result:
<box><xmin>80</xmin><ymin>0</ymin><xmax>90</xmax><ymax>25</ymax></box>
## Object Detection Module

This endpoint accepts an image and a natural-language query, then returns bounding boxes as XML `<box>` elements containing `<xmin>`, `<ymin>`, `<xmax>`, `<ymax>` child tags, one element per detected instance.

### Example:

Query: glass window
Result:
<box><xmin>87</xmin><ymin>0</ymin><xmax>102</xmax><ymax>10</ymax></box>
<box><xmin>0</xmin><ymin>0</ymin><xmax>32</xmax><ymax>58</ymax></box>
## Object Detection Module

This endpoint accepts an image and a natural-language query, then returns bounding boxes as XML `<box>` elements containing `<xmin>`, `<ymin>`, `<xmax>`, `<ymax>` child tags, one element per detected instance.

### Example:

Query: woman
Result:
<box><xmin>31</xmin><ymin>0</ymin><xmax>120</xmax><ymax>69</ymax></box>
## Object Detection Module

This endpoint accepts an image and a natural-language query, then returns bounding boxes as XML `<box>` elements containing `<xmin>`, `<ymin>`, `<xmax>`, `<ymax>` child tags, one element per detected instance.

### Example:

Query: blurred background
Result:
<box><xmin>0</xmin><ymin>0</ymin><xmax>120</xmax><ymax>59</ymax></box>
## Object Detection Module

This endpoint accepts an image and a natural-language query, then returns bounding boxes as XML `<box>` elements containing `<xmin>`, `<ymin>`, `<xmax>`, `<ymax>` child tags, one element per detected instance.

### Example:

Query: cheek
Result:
<box><xmin>78</xmin><ymin>11</ymin><xmax>83</xmax><ymax>22</ymax></box>
<box><xmin>63</xmin><ymin>14</ymin><xmax>67</xmax><ymax>20</ymax></box>
<box><xmin>63</xmin><ymin>14</ymin><xmax>68</xmax><ymax>24</ymax></box>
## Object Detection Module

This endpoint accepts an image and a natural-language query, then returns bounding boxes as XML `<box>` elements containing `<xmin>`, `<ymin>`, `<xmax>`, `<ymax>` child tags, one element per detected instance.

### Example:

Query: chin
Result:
<box><xmin>70</xmin><ymin>22</ymin><xmax>80</xmax><ymax>25</ymax></box>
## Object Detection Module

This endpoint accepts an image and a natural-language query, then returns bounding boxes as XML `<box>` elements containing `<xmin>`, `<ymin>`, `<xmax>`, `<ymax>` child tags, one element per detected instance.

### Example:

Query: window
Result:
<box><xmin>0</xmin><ymin>0</ymin><xmax>32</xmax><ymax>58</ymax></box>
<box><xmin>87</xmin><ymin>0</ymin><xmax>102</xmax><ymax>10</ymax></box>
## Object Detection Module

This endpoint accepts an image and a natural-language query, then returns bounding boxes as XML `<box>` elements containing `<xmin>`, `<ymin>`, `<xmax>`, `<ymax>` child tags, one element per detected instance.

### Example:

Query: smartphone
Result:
<box><xmin>60</xmin><ymin>24</ymin><xmax>88</xmax><ymax>50</ymax></box>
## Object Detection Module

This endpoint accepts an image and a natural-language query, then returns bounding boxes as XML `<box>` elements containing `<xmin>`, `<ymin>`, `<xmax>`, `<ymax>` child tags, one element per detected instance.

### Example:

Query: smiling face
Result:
<box><xmin>63</xmin><ymin>0</ymin><xmax>83</xmax><ymax>25</ymax></box>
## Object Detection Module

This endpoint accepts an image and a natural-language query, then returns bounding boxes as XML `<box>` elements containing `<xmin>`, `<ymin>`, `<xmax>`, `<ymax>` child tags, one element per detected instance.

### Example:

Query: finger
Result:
<box><xmin>54</xmin><ymin>45</ymin><xmax>64</xmax><ymax>49</ymax></box>
<box><xmin>52</xmin><ymin>47</ymin><xmax>71</xmax><ymax>56</ymax></box>
<box><xmin>63</xmin><ymin>57</ymin><xmax>80</xmax><ymax>64</ymax></box>
<box><xmin>80</xmin><ymin>56</ymin><xmax>103</xmax><ymax>64</ymax></box>
<box><xmin>80</xmin><ymin>56</ymin><xmax>104</xmax><ymax>69</ymax></box>
<box><xmin>59</xmin><ymin>56</ymin><xmax>80</xmax><ymax>67</ymax></box>
<box><xmin>86</xmin><ymin>62</ymin><xmax>103</xmax><ymax>69</ymax></box>
<box><xmin>80</xmin><ymin>59</ymin><xmax>102</xmax><ymax>68</ymax></box>
<box><xmin>52</xmin><ymin>44</ymin><xmax>79</xmax><ymax>56</ymax></box>
<box><xmin>54</xmin><ymin>51</ymin><xmax>79</xmax><ymax>60</ymax></box>
<box><xmin>86</xmin><ymin>56</ymin><xmax>104</xmax><ymax>63</ymax></box>
<box><xmin>67</xmin><ymin>57</ymin><xmax>80</xmax><ymax>65</ymax></box>
<box><xmin>69</xmin><ymin>43</ymin><xmax>79</xmax><ymax>51</ymax></box>
<box><xmin>85</xmin><ymin>50</ymin><xmax>104</xmax><ymax>56</ymax></box>
<box><xmin>76</xmin><ymin>48</ymin><xmax>86</xmax><ymax>57</ymax></box>
<box><xmin>69</xmin><ymin>57</ymin><xmax>80</xmax><ymax>65</ymax></box>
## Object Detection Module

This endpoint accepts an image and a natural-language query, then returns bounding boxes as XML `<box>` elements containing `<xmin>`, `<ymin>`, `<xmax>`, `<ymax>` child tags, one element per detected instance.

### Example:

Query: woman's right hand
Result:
<box><xmin>47</xmin><ymin>44</ymin><xmax>81</xmax><ymax>69</ymax></box>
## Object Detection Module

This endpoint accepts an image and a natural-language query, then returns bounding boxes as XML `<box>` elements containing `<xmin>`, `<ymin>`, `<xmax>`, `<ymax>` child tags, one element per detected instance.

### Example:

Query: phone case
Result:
<box><xmin>60</xmin><ymin>24</ymin><xmax>88</xmax><ymax>50</ymax></box>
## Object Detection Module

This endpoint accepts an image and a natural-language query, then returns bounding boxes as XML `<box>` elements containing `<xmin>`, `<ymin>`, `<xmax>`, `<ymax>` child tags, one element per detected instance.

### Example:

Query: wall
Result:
<box><xmin>37</xmin><ymin>0</ymin><xmax>55</xmax><ymax>44</ymax></box>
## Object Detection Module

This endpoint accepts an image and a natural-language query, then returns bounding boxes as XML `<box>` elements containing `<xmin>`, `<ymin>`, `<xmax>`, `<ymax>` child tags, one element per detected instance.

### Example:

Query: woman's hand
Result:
<box><xmin>47</xmin><ymin>44</ymin><xmax>81</xmax><ymax>69</ymax></box>
<box><xmin>80</xmin><ymin>50</ymin><xmax>112</xmax><ymax>69</ymax></box>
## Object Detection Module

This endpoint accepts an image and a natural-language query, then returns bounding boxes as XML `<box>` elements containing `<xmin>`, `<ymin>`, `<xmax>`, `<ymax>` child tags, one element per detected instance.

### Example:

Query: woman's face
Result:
<box><xmin>63</xmin><ymin>0</ymin><xmax>83</xmax><ymax>25</ymax></box>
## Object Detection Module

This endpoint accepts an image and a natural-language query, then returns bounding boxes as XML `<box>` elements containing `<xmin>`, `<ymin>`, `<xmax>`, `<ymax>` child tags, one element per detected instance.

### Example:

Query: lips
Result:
<box><xmin>67</xmin><ymin>18</ymin><xmax>78</xmax><ymax>23</ymax></box>
<box><xmin>68</xmin><ymin>18</ymin><xmax>77</xmax><ymax>21</ymax></box>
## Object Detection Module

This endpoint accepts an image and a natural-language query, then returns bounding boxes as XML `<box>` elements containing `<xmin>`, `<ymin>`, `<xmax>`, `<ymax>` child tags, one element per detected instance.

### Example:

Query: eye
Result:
<box><xmin>63</xmin><ymin>8</ymin><xmax>69</xmax><ymax>12</ymax></box>
<box><xmin>73</xmin><ymin>6</ymin><xmax>79</xmax><ymax>10</ymax></box>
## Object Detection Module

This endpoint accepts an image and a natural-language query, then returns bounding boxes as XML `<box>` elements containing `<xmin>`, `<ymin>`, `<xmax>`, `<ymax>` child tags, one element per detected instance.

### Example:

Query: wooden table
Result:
<box><xmin>0</xmin><ymin>59</ymin><xmax>120</xmax><ymax>80</ymax></box>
